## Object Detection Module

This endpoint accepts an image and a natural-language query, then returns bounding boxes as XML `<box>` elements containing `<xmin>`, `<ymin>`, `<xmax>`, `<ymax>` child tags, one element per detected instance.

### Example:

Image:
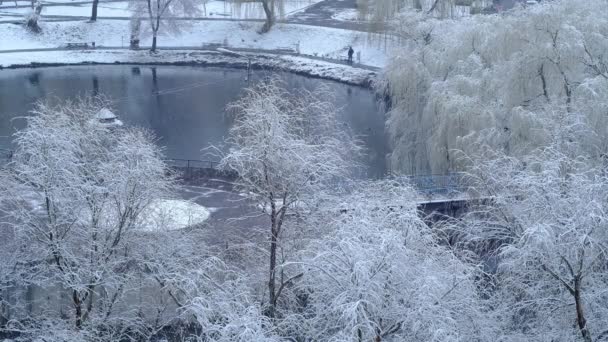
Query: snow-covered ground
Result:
<box><xmin>0</xmin><ymin>0</ymin><xmax>322</xmax><ymax>21</ymax></box>
<box><xmin>17</xmin><ymin>186</ymin><xmax>211</xmax><ymax>232</ymax></box>
<box><xmin>331</xmin><ymin>8</ymin><xmax>359</xmax><ymax>21</ymax></box>
<box><xmin>138</xmin><ymin>199</ymin><xmax>211</xmax><ymax>232</ymax></box>
<box><xmin>0</xmin><ymin>19</ymin><xmax>389</xmax><ymax>67</ymax></box>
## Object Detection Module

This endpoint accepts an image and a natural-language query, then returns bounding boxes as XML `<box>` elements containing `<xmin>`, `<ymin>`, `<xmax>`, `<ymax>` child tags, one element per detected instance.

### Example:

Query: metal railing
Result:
<box><xmin>1</xmin><ymin>150</ymin><xmax>471</xmax><ymax>195</ymax></box>
<box><xmin>164</xmin><ymin>158</ymin><xmax>238</xmax><ymax>180</ymax></box>
<box><xmin>394</xmin><ymin>172</ymin><xmax>471</xmax><ymax>195</ymax></box>
<box><xmin>164</xmin><ymin>158</ymin><xmax>218</xmax><ymax>170</ymax></box>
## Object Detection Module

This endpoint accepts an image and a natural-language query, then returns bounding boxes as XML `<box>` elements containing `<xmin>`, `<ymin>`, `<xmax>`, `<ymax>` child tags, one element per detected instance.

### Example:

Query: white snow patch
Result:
<box><xmin>96</xmin><ymin>107</ymin><xmax>116</xmax><ymax>120</ymax></box>
<box><xmin>331</xmin><ymin>9</ymin><xmax>361</xmax><ymax>22</ymax></box>
<box><xmin>138</xmin><ymin>199</ymin><xmax>210</xmax><ymax>232</ymax></box>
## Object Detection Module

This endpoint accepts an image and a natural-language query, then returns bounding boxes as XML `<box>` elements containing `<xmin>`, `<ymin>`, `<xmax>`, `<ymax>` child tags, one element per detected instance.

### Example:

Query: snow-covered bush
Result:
<box><xmin>188</xmin><ymin>269</ymin><xmax>282</xmax><ymax>342</ymax></box>
<box><xmin>294</xmin><ymin>181</ymin><xmax>492</xmax><ymax>341</ymax></box>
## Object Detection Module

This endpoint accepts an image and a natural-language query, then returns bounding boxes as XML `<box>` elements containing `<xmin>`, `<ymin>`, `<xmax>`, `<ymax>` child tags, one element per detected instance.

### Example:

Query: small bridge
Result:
<box><xmin>390</xmin><ymin>172</ymin><xmax>482</xmax><ymax>219</ymax></box>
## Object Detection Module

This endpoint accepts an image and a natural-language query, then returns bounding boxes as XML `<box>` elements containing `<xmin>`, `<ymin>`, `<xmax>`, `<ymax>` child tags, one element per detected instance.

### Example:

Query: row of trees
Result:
<box><xmin>110</xmin><ymin>0</ymin><xmax>289</xmax><ymax>52</ymax></box>
<box><xmin>2</xmin><ymin>74</ymin><xmax>607</xmax><ymax>341</ymax></box>
<box><xmin>25</xmin><ymin>0</ymin><xmax>294</xmax><ymax>50</ymax></box>
<box><xmin>356</xmin><ymin>0</ymin><xmax>494</xmax><ymax>23</ymax></box>
<box><xmin>128</xmin><ymin>0</ymin><xmax>298</xmax><ymax>51</ymax></box>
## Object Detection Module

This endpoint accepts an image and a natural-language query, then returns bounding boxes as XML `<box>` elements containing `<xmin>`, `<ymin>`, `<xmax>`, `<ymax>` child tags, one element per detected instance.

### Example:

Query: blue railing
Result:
<box><xmin>395</xmin><ymin>172</ymin><xmax>470</xmax><ymax>195</ymax></box>
<box><xmin>1</xmin><ymin>151</ymin><xmax>470</xmax><ymax>195</ymax></box>
<box><xmin>164</xmin><ymin>158</ymin><xmax>218</xmax><ymax>170</ymax></box>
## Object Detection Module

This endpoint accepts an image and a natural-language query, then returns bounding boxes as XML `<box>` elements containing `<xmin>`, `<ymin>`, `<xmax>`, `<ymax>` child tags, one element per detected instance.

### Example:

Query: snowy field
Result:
<box><xmin>0</xmin><ymin>0</ymin><xmax>323</xmax><ymax>20</ymax></box>
<box><xmin>0</xmin><ymin>19</ymin><xmax>389</xmax><ymax>67</ymax></box>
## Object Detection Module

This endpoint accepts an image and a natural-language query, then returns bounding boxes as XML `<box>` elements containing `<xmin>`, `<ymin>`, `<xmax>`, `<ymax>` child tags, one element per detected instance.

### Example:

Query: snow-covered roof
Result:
<box><xmin>96</xmin><ymin>108</ymin><xmax>117</xmax><ymax>120</ymax></box>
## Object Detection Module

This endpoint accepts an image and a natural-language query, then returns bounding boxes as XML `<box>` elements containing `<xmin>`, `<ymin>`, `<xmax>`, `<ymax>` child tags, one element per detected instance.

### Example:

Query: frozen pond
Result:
<box><xmin>0</xmin><ymin>65</ymin><xmax>386</xmax><ymax>177</ymax></box>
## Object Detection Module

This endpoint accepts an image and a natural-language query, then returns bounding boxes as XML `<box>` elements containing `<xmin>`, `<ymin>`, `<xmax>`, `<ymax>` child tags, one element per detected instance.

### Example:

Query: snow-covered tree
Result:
<box><xmin>293</xmin><ymin>180</ymin><xmax>492</xmax><ymax>341</ymax></box>
<box><xmin>459</xmin><ymin>134</ymin><xmax>608</xmax><ymax>341</ymax></box>
<box><xmin>0</xmin><ymin>97</ymin><xmax>185</xmax><ymax>339</ymax></box>
<box><xmin>24</xmin><ymin>0</ymin><xmax>42</xmax><ymax>33</ymax></box>
<box><xmin>381</xmin><ymin>0</ymin><xmax>608</xmax><ymax>174</ymax></box>
<box><xmin>357</xmin><ymin>0</ymin><xmax>484</xmax><ymax>24</ymax></box>
<box><xmin>130</xmin><ymin>0</ymin><xmax>203</xmax><ymax>52</ymax></box>
<box><xmin>230</xmin><ymin>0</ymin><xmax>286</xmax><ymax>33</ymax></box>
<box><xmin>216</xmin><ymin>77</ymin><xmax>361</xmax><ymax>318</ymax></box>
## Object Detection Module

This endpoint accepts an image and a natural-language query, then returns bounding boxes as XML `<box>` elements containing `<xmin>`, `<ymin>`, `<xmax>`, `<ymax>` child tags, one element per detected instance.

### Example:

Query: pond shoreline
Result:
<box><xmin>0</xmin><ymin>49</ymin><xmax>379</xmax><ymax>88</ymax></box>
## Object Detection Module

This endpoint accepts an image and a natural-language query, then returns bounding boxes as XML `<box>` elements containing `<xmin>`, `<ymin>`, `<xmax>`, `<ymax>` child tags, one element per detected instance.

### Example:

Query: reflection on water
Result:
<box><xmin>0</xmin><ymin>65</ymin><xmax>387</xmax><ymax>177</ymax></box>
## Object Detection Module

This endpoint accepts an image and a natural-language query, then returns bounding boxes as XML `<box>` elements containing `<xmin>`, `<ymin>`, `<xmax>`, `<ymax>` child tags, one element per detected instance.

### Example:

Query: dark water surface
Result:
<box><xmin>0</xmin><ymin>65</ymin><xmax>386</xmax><ymax>177</ymax></box>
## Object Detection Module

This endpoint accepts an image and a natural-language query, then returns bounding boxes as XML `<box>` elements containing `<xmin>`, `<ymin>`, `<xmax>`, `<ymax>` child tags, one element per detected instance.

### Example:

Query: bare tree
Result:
<box><xmin>216</xmin><ymin>77</ymin><xmax>361</xmax><ymax>318</ymax></box>
<box><xmin>130</xmin><ymin>0</ymin><xmax>203</xmax><ymax>52</ymax></box>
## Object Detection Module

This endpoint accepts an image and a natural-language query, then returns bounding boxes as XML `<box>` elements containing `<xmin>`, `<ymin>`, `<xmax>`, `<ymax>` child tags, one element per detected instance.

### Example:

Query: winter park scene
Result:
<box><xmin>0</xmin><ymin>0</ymin><xmax>607</xmax><ymax>340</ymax></box>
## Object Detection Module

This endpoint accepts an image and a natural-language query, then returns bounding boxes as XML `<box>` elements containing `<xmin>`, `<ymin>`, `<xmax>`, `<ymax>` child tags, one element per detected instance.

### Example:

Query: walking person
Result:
<box><xmin>347</xmin><ymin>46</ymin><xmax>354</xmax><ymax>64</ymax></box>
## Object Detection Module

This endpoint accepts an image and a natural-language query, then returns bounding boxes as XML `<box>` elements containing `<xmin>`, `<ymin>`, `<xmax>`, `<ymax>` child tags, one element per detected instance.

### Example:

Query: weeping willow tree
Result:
<box><xmin>381</xmin><ymin>0</ymin><xmax>608</xmax><ymax>175</ymax></box>
<box><xmin>230</xmin><ymin>0</ymin><xmax>286</xmax><ymax>33</ymax></box>
<box><xmin>357</xmin><ymin>0</ymin><xmax>492</xmax><ymax>25</ymax></box>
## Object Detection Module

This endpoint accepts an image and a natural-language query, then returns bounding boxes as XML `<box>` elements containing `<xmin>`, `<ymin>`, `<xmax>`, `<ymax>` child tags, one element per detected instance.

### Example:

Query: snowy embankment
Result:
<box><xmin>0</xmin><ymin>49</ymin><xmax>378</xmax><ymax>86</ymax></box>
<box><xmin>0</xmin><ymin>18</ymin><xmax>387</xmax><ymax>83</ymax></box>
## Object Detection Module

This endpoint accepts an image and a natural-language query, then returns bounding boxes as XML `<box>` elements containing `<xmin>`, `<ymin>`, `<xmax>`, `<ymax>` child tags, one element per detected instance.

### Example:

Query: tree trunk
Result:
<box><xmin>267</xmin><ymin>212</ymin><xmax>278</xmax><ymax>318</ymax></box>
<box><xmin>539</xmin><ymin>63</ymin><xmax>550</xmax><ymax>102</ymax></box>
<box><xmin>428</xmin><ymin>0</ymin><xmax>441</xmax><ymax>13</ymax></box>
<box><xmin>260</xmin><ymin>0</ymin><xmax>275</xmax><ymax>33</ymax></box>
<box><xmin>26</xmin><ymin>2</ymin><xmax>42</xmax><ymax>33</ymax></box>
<box><xmin>73</xmin><ymin>290</ymin><xmax>83</xmax><ymax>329</ymax></box>
<box><xmin>574</xmin><ymin>278</ymin><xmax>593</xmax><ymax>342</ymax></box>
<box><xmin>151</xmin><ymin>34</ymin><xmax>157</xmax><ymax>53</ymax></box>
<box><xmin>90</xmin><ymin>0</ymin><xmax>99</xmax><ymax>22</ymax></box>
